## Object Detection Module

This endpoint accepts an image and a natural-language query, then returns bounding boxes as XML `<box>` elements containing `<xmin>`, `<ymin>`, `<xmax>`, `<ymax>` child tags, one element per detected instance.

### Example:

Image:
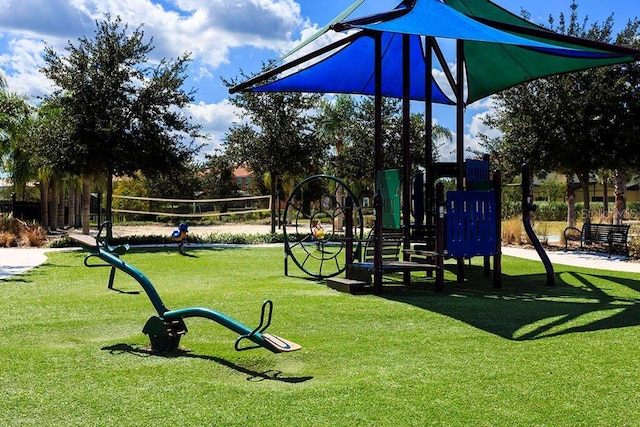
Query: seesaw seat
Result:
<box><xmin>262</xmin><ymin>333</ymin><xmax>302</xmax><ymax>352</ymax></box>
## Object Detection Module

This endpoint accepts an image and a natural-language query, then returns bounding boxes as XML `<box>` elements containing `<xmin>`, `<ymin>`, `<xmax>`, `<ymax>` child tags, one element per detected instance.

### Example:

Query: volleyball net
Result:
<box><xmin>112</xmin><ymin>194</ymin><xmax>272</xmax><ymax>219</ymax></box>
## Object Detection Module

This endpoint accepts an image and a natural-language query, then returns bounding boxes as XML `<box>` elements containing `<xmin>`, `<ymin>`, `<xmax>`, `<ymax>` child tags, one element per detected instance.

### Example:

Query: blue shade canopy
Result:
<box><xmin>341</xmin><ymin>0</ymin><xmax>601</xmax><ymax>55</ymax></box>
<box><xmin>231</xmin><ymin>0</ymin><xmax>640</xmax><ymax>105</ymax></box>
<box><xmin>252</xmin><ymin>31</ymin><xmax>454</xmax><ymax>104</ymax></box>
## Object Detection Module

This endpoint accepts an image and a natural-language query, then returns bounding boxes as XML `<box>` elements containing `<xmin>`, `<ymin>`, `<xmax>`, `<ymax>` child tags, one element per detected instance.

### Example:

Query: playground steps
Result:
<box><xmin>326</xmin><ymin>277</ymin><xmax>371</xmax><ymax>294</ymax></box>
<box><xmin>326</xmin><ymin>264</ymin><xmax>372</xmax><ymax>294</ymax></box>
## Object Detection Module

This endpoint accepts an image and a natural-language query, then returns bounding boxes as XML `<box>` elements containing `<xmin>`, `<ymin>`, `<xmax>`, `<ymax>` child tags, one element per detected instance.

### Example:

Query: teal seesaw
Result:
<box><xmin>70</xmin><ymin>222</ymin><xmax>300</xmax><ymax>354</ymax></box>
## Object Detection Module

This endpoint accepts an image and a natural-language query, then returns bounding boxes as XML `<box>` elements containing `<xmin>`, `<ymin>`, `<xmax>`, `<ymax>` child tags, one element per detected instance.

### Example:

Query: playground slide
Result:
<box><xmin>72</xmin><ymin>224</ymin><xmax>301</xmax><ymax>354</ymax></box>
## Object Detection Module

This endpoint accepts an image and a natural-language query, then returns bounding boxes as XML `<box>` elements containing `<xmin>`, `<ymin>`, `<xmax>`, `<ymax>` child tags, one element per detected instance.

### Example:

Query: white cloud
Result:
<box><xmin>432</xmin><ymin>67</ymin><xmax>454</xmax><ymax>102</ymax></box>
<box><xmin>467</xmin><ymin>96</ymin><xmax>495</xmax><ymax>112</ymax></box>
<box><xmin>0</xmin><ymin>37</ymin><xmax>55</xmax><ymax>101</ymax></box>
<box><xmin>464</xmin><ymin>107</ymin><xmax>502</xmax><ymax>158</ymax></box>
<box><xmin>434</xmin><ymin>104</ymin><xmax>503</xmax><ymax>163</ymax></box>
<box><xmin>64</xmin><ymin>0</ymin><xmax>304</xmax><ymax>68</ymax></box>
<box><xmin>188</xmin><ymin>99</ymin><xmax>240</xmax><ymax>156</ymax></box>
<box><xmin>0</xmin><ymin>0</ymin><xmax>306</xmax><ymax>101</ymax></box>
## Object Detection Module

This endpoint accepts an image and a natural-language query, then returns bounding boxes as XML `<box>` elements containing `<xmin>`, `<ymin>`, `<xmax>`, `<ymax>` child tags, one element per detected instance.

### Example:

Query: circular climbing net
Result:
<box><xmin>283</xmin><ymin>175</ymin><xmax>364</xmax><ymax>279</ymax></box>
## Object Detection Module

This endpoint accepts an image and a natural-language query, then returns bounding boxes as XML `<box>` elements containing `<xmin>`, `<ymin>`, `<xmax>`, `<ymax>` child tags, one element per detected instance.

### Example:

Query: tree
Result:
<box><xmin>481</xmin><ymin>1</ymin><xmax>640</xmax><ymax>227</ymax></box>
<box><xmin>29</xmin><ymin>97</ymin><xmax>75</xmax><ymax>229</ymax></box>
<box><xmin>0</xmin><ymin>75</ymin><xmax>33</xmax><ymax>196</ymax></box>
<box><xmin>199</xmin><ymin>152</ymin><xmax>240</xmax><ymax>199</ymax></box>
<box><xmin>223</xmin><ymin>74</ymin><xmax>323</xmax><ymax>233</ymax></box>
<box><xmin>317</xmin><ymin>95</ymin><xmax>451</xmax><ymax>192</ymax></box>
<box><xmin>40</xmin><ymin>15</ymin><xmax>202</xmax><ymax>233</ymax></box>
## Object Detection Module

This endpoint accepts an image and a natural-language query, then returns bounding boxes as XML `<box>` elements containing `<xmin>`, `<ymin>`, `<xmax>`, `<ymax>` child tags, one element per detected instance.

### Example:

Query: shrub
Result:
<box><xmin>23</xmin><ymin>224</ymin><xmax>47</xmax><ymax>247</ymax></box>
<box><xmin>50</xmin><ymin>232</ymin><xmax>286</xmax><ymax>248</ymax></box>
<box><xmin>363</xmin><ymin>214</ymin><xmax>375</xmax><ymax>228</ymax></box>
<box><xmin>628</xmin><ymin>237</ymin><xmax>640</xmax><ymax>259</ymax></box>
<box><xmin>502</xmin><ymin>218</ymin><xmax>524</xmax><ymax>245</ymax></box>
<box><xmin>0</xmin><ymin>214</ymin><xmax>47</xmax><ymax>248</ymax></box>
<box><xmin>0</xmin><ymin>231</ymin><xmax>17</xmax><ymax>247</ymax></box>
<box><xmin>535</xmin><ymin>202</ymin><xmax>567</xmax><ymax>222</ymax></box>
<box><xmin>502</xmin><ymin>201</ymin><xmax>521</xmax><ymax>220</ymax></box>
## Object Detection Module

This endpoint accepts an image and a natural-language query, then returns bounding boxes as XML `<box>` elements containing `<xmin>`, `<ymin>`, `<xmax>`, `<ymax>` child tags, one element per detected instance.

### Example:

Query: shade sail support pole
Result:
<box><xmin>374</xmin><ymin>32</ymin><xmax>383</xmax><ymax>294</ymax></box>
<box><xmin>402</xmin><ymin>33</ymin><xmax>412</xmax><ymax>283</ymax></box>
<box><xmin>456</xmin><ymin>38</ymin><xmax>466</xmax><ymax>282</ymax></box>
<box><xmin>425</xmin><ymin>36</ymin><xmax>434</xmax><ymax>228</ymax></box>
<box><xmin>431</xmin><ymin>37</ymin><xmax>457</xmax><ymax>101</ymax></box>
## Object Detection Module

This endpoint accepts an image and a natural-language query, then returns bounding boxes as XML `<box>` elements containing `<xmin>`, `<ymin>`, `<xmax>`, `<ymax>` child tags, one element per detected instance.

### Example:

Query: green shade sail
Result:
<box><xmin>442</xmin><ymin>0</ymin><xmax>640</xmax><ymax>104</ymax></box>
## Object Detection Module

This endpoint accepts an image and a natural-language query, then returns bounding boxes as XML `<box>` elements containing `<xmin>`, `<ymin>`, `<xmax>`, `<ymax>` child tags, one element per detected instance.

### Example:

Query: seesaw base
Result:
<box><xmin>142</xmin><ymin>316</ymin><xmax>188</xmax><ymax>353</ymax></box>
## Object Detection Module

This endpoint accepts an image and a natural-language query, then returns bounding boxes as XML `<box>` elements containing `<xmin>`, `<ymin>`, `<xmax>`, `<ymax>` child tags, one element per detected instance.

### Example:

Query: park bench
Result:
<box><xmin>563</xmin><ymin>223</ymin><xmax>630</xmax><ymax>257</ymax></box>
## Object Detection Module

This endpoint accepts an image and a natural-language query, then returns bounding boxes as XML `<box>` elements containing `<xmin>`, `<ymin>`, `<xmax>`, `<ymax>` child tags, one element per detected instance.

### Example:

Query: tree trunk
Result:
<box><xmin>57</xmin><ymin>183</ymin><xmax>65</xmax><ymax>228</ymax></box>
<box><xmin>613</xmin><ymin>169</ymin><xmax>627</xmax><ymax>225</ymax></box>
<box><xmin>40</xmin><ymin>180</ymin><xmax>49</xmax><ymax>230</ymax></box>
<box><xmin>75</xmin><ymin>190</ymin><xmax>82</xmax><ymax>228</ymax></box>
<box><xmin>602</xmin><ymin>171</ymin><xmax>609</xmax><ymax>216</ymax></box>
<box><xmin>105</xmin><ymin>169</ymin><xmax>114</xmax><ymax>239</ymax></box>
<box><xmin>578</xmin><ymin>172</ymin><xmax>591</xmax><ymax>226</ymax></box>
<box><xmin>566</xmin><ymin>175</ymin><xmax>576</xmax><ymax>228</ymax></box>
<box><xmin>50</xmin><ymin>179</ymin><xmax>59</xmax><ymax>231</ymax></box>
<box><xmin>82</xmin><ymin>177</ymin><xmax>92</xmax><ymax>235</ymax></box>
<box><xmin>68</xmin><ymin>185</ymin><xmax>76</xmax><ymax>228</ymax></box>
<box><xmin>270</xmin><ymin>173</ymin><xmax>277</xmax><ymax>234</ymax></box>
<box><xmin>106</xmin><ymin>169</ymin><xmax>113</xmax><ymax>224</ymax></box>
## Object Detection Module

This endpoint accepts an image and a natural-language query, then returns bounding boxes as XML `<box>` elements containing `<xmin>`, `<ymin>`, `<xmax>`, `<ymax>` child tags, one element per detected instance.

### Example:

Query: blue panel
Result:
<box><xmin>466</xmin><ymin>159</ymin><xmax>489</xmax><ymax>182</ymax></box>
<box><xmin>446</xmin><ymin>191</ymin><xmax>497</xmax><ymax>257</ymax></box>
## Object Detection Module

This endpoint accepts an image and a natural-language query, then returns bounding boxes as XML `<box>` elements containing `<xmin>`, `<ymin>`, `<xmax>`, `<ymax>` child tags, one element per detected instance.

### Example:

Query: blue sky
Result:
<box><xmin>0</xmin><ymin>0</ymin><xmax>637</xmax><ymax>161</ymax></box>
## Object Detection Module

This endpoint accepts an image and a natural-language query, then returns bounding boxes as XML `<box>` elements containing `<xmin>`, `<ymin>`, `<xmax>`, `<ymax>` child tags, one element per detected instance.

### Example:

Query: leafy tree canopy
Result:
<box><xmin>40</xmin><ymin>15</ymin><xmax>202</xmax><ymax>180</ymax></box>
<box><xmin>481</xmin><ymin>1</ymin><xmax>640</xmax><ymax>183</ymax></box>
<box><xmin>317</xmin><ymin>94</ymin><xmax>452</xmax><ymax>185</ymax></box>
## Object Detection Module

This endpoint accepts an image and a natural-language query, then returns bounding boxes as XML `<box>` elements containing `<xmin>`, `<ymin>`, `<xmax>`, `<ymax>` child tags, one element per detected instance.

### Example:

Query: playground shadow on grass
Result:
<box><xmin>101</xmin><ymin>343</ymin><xmax>313</xmax><ymax>383</ymax></box>
<box><xmin>381</xmin><ymin>263</ymin><xmax>640</xmax><ymax>341</ymax></box>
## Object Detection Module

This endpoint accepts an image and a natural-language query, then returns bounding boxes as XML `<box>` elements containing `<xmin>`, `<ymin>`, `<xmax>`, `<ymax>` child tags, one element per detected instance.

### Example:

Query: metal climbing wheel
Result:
<box><xmin>283</xmin><ymin>175</ymin><xmax>364</xmax><ymax>279</ymax></box>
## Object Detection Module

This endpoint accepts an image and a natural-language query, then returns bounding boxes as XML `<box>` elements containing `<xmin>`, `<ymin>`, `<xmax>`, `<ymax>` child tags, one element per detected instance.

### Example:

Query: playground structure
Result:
<box><xmin>71</xmin><ymin>222</ymin><xmax>300</xmax><ymax>354</ymax></box>
<box><xmin>230</xmin><ymin>0</ymin><xmax>640</xmax><ymax>293</ymax></box>
<box><xmin>282</xmin><ymin>157</ymin><xmax>503</xmax><ymax>293</ymax></box>
<box><xmin>283</xmin><ymin>175</ymin><xmax>364</xmax><ymax>279</ymax></box>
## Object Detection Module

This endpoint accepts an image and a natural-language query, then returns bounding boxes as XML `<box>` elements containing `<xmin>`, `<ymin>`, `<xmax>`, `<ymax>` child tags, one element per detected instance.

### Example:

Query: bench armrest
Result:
<box><xmin>563</xmin><ymin>227</ymin><xmax>582</xmax><ymax>251</ymax></box>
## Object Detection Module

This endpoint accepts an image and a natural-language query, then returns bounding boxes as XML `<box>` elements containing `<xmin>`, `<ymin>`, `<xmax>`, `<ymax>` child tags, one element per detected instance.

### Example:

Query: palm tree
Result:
<box><xmin>0</xmin><ymin>74</ymin><xmax>33</xmax><ymax>197</ymax></box>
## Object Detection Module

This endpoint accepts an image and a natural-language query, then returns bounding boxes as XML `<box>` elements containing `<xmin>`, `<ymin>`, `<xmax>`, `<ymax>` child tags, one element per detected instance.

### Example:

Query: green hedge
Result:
<box><xmin>502</xmin><ymin>201</ymin><xmax>638</xmax><ymax>222</ymax></box>
<box><xmin>502</xmin><ymin>201</ymin><xmax>567</xmax><ymax>221</ymax></box>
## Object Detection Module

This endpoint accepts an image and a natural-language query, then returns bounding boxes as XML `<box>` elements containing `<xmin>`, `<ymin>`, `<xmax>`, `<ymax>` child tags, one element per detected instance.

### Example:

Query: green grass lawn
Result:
<box><xmin>1</xmin><ymin>246</ymin><xmax>639</xmax><ymax>426</ymax></box>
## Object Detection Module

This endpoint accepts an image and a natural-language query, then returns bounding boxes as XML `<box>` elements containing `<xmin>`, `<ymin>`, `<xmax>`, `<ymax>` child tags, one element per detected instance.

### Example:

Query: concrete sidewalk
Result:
<box><xmin>0</xmin><ymin>248</ymin><xmax>50</xmax><ymax>280</ymax></box>
<box><xmin>502</xmin><ymin>246</ymin><xmax>640</xmax><ymax>273</ymax></box>
<box><xmin>2</xmin><ymin>244</ymin><xmax>639</xmax><ymax>280</ymax></box>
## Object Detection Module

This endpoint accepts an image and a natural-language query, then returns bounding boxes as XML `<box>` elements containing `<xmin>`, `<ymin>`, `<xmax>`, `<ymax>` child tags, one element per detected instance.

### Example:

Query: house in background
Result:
<box><xmin>532</xmin><ymin>172</ymin><xmax>640</xmax><ymax>204</ymax></box>
<box><xmin>232</xmin><ymin>166</ymin><xmax>253</xmax><ymax>195</ymax></box>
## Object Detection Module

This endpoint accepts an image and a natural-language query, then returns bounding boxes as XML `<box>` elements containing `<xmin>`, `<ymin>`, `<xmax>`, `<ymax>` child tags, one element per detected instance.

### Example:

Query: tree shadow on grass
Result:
<box><xmin>381</xmin><ymin>263</ymin><xmax>640</xmax><ymax>341</ymax></box>
<box><xmin>101</xmin><ymin>343</ymin><xmax>313</xmax><ymax>383</ymax></box>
